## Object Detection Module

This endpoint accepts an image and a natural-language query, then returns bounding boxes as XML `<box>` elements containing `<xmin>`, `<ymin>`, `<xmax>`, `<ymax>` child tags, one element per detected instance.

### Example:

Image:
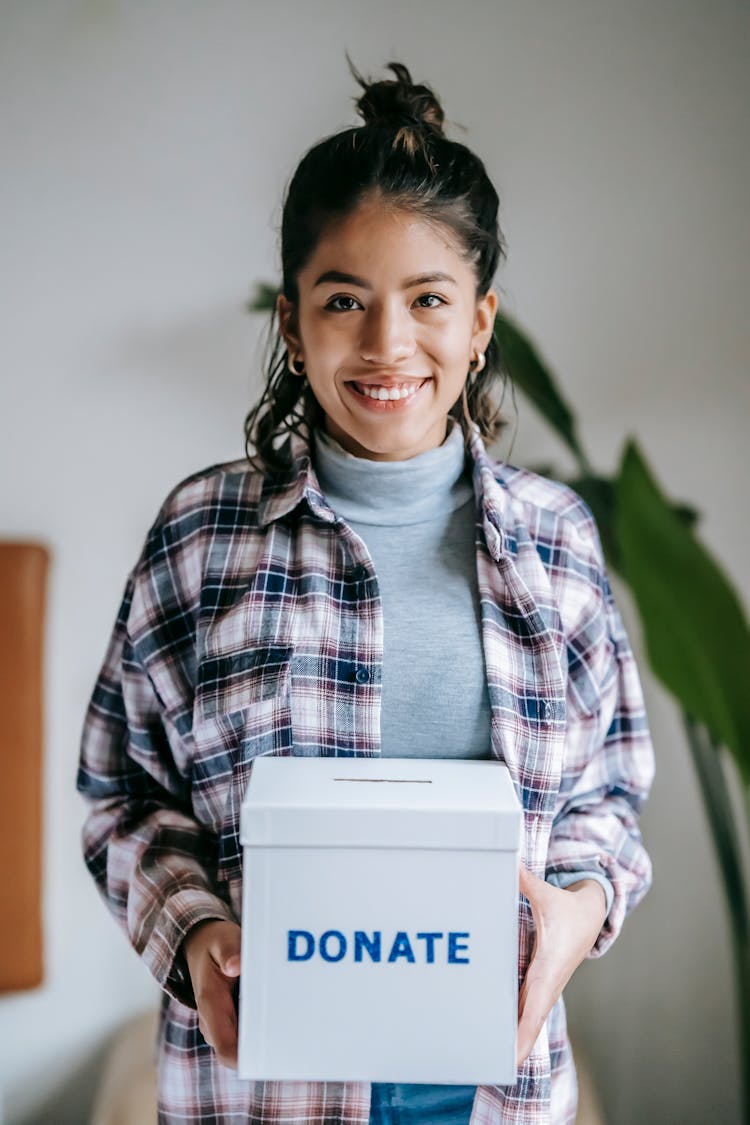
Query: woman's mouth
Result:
<box><xmin>346</xmin><ymin>378</ymin><xmax>431</xmax><ymax>410</ymax></box>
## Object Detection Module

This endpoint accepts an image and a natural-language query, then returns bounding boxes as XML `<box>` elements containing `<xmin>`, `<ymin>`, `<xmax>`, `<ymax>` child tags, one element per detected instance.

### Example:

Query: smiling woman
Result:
<box><xmin>77</xmin><ymin>56</ymin><xmax>654</xmax><ymax>1125</ymax></box>
<box><xmin>244</xmin><ymin>57</ymin><xmax>511</xmax><ymax>472</ymax></box>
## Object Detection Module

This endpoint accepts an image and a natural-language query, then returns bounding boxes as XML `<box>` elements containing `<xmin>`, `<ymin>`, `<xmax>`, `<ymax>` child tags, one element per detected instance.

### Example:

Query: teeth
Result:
<box><xmin>356</xmin><ymin>382</ymin><xmax>422</xmax><ymax>401</ymax></box>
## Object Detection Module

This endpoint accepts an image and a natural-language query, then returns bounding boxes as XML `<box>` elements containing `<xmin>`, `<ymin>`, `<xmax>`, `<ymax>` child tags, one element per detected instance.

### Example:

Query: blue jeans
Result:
<box><xmin>368</xmin><ymin>1082</ymin><xmax>476</xmax><ymax>1125</ymax></box>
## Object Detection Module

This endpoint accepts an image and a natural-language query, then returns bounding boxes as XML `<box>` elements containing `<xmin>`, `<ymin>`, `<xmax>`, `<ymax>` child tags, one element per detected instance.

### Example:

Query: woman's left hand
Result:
<box><xmin>516</xmin><ymin>867</ymin><xmax>608</xmax><ymax>1067</ymax></box>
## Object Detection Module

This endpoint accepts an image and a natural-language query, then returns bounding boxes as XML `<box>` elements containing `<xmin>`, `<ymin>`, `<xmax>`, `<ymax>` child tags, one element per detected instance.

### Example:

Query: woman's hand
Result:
<box><xmin>183</xmin><ymin>919</ymin><xmax>243</xmax><ymax>1069</ymax></box>
<box><xmin>516</xmin><ymin>867</ymin><xmax>608</xmax><ymax>1068</ymax></box>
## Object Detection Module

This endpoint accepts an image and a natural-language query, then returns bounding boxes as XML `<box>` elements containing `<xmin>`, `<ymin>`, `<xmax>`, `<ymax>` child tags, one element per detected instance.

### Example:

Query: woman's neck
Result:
<box><xmin>312</xmin><ymin>418</ymin><xmax>473</xmax><ymax>526</ymax></box>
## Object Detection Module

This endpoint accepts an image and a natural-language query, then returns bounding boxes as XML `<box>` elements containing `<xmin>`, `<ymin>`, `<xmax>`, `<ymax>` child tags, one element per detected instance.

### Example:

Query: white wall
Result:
<box><xmin>1</xmin><ymin>2</ymin><xmax>747</xmax><ymax>1122</ymax></box>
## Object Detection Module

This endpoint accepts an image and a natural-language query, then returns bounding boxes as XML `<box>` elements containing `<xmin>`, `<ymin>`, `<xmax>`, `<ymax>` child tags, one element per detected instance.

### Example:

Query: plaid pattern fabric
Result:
<box><xmin>77</xmin><ymin>421</ymin><xmax>654</xmax><ymax>1124</ymax></box>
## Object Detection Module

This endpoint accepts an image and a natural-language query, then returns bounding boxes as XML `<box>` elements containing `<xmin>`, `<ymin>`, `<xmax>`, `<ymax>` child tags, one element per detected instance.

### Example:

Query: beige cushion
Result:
<box><xmin>90</xmin><ymin>1011</ymin><xmax>159</xmax><ymax>1125</ymax></box>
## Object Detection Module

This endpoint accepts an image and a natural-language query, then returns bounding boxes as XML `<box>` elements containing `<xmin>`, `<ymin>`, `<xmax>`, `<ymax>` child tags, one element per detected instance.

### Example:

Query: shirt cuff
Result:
<box><xmin>145</xmin><ymin>888</ymin><xmax>239</xmax><ymax>1009</ymax></box>
<box><xmin>545</xmin><ymin>869</ymin><xmax>615</xmax><ymax>916</ymax></box>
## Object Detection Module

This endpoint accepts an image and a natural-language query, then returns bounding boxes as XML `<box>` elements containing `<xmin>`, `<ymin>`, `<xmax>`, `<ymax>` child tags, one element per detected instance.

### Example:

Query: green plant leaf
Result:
<box><xmin>494</xmin><ymin>311</ymin><xmax>588</xmax><ymax>467</ymax></box>
<box><xmin>246</xmin><ymin>282</ymin><xmax>279</xmax><ymax>313</ymax></box>
<box><xmin>558</xmin><ymin>472</ymin><xmax>700</xmax><ymax>579</ymax></box>
<box><xmin>615</xmin><ymin>438</ymin><xmax>750</xmax><ymax>783</ymax></box>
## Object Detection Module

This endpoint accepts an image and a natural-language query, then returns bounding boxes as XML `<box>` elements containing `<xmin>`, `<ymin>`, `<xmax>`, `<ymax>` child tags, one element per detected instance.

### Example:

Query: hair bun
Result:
<box><xmin>350</xmin><ymin>59</ymin><xmax>445</xmax><ymax>135</ymax></box>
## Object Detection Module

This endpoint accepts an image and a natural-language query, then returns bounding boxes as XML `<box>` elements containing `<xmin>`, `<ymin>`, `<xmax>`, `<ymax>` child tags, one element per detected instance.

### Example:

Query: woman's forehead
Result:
<box><xmin>299</xmin><ymin>201</ymin><xmax>472</xmax><ymax>284</ymax></box>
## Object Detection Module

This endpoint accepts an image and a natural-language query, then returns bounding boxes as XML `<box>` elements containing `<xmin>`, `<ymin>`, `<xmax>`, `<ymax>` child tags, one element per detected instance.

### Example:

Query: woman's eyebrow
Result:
<box><xmin>312</xmin><ymin>270</ymin><xmax>458</xmax><ymax>289</ymax></box>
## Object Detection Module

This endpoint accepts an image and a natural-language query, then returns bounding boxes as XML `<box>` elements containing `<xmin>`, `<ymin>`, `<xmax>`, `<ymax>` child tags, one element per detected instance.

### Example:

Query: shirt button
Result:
<box><xmin>351</xmin><ymin>564</ymin><xmax>368</xmax><ymax>583</ymax></box>
<box><xmin>355</xmin><ymin>667</ymin><xmax>370</xmax><ymax>684</ymax></box>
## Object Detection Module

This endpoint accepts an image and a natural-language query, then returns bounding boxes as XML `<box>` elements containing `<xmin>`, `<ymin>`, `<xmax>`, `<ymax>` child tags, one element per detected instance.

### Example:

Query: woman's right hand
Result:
<box><xmin>183</xmin><ymin>919</ymin><xmax>242</xmax><ymax>1069</ymax></box>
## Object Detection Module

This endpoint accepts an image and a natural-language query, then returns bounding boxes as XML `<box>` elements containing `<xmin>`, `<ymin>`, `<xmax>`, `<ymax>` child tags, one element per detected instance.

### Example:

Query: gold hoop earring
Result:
<box><xmin>468</xmin><ymin>350</ymin><xmax>486</xmax><ymax>375</ymax></box>
<box><xmin>287</xmin><ymin>353</ymin><xmax>306</xmax><ymax>377</ymax></box>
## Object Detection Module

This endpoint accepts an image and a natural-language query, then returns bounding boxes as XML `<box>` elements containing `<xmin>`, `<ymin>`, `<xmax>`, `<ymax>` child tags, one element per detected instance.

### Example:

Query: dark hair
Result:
<box><xmin>244</xmin><ymin>58</ymin><xmax>510</xmax><ymax>473</ymax></box>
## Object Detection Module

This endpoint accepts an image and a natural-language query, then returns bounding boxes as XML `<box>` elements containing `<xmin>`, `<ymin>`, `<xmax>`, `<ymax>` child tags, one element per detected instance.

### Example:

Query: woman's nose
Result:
<box><xmin>359</xmin><ymin>304</ymin><xmax>416</xmax><ymax>365</ymax></box>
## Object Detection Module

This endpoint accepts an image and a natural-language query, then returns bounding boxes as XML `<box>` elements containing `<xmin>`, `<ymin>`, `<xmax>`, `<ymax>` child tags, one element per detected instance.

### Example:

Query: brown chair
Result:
<box><xmin>0</xmin><ymin>540</ymin><xmax>50</xmax><ymax>993</ymax></box>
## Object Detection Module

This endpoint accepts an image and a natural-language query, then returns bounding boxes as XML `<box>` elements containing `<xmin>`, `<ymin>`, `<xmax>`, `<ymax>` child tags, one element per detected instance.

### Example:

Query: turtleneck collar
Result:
<box><xmin>311</xmin><ymin>417</ymin><xmax>474</xmax><ymax>526</ymax></box>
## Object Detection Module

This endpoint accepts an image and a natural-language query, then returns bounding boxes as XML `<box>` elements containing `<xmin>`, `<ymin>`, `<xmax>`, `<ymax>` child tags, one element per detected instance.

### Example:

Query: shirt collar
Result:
<box><xmin>257</xmin><ymin>420</ymin><xmax>510</xmax><ymax>560</ymax></box>
<box><xmin>256</xmin><ymin>426</ymin><xmax>337</xmax><ymax>529</ymax></box>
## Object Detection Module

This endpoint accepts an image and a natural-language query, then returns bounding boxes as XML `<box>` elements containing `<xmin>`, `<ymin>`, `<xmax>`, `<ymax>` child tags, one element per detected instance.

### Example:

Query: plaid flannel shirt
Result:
<box><xmin>77</xmin><ymin>420</ymin><xmax>654</xmax><ymax>1124</ymax></box>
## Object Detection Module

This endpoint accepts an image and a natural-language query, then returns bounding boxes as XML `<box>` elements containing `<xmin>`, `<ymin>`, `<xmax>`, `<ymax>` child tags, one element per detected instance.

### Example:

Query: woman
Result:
<box><xmin>78</xmin><ymin>59</ymin><xmax>654</xmax><ymax>1125</ymax></box>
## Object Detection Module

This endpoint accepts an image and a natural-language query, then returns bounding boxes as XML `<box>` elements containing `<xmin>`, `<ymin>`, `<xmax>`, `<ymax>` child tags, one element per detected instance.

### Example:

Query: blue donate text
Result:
<box><xmin>287</xmin><ymin>930</ymin><xmax>470</xmax><ymax>964</ymax></box>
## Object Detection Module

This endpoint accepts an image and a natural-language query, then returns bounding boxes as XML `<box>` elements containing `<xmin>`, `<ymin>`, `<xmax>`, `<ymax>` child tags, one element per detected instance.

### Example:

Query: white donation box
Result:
<box><xmin>237</xmin><ymin>756</ymin><xmax>521</xmax><ymax>1084</ymax></box>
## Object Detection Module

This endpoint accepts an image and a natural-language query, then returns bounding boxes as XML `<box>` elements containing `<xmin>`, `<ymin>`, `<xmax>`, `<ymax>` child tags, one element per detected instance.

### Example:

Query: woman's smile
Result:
<box><xmin>346</xmin><ymin>375</ymin><xmax>432</xmax><ymax>407</ymax></box>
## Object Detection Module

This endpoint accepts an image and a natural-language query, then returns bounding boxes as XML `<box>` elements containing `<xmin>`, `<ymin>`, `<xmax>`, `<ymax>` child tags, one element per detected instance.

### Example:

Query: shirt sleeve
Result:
<box><xmin>545</xmin><ymin>498</ymin><xmax>655</xmax><ymax>957</ymax></box>
<box><xmin>76</xmin><ymin>500</ymin><xmax>237</xmax><ymax>1008</ymax></box>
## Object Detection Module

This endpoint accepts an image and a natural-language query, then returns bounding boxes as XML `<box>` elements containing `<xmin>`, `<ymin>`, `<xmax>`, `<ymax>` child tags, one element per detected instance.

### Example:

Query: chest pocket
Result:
<box><xmin>192</xmin><ymin>644</ymin><xmax>294</xmax><ymax>887</ymax></box>
<box><xmin>565</xmin><ymin>626</ymin><xmax>616</xmax><ymax>722</ymax></box>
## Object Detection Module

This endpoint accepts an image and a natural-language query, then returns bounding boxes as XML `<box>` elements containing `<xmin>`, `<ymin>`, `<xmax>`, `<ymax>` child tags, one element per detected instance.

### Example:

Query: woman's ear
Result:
<box><xmin>472</xmin><ymin>288</ymin><xmax>498</xmax><ymax>354</ymax></box>
<box><xmin>276</xmin><ymin>293</ymin><xmax>302</xmax><ymax>355</ymax></box>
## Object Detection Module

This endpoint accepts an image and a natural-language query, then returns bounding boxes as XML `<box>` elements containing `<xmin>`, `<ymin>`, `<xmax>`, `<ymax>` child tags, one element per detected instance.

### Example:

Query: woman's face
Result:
<box><xmin>277</xmin><ymin>197</ymin><xmax>497</xmax><ymax>461</ymax></box>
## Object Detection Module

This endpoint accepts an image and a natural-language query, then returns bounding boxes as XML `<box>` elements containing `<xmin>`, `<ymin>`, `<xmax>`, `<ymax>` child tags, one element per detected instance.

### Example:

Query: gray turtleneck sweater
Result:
<box><xmin>313</xmin><ymin>418</ymin><xmax>492</xmax><ymax>760</ymax></box>
<box><xmin>312</xmin><ymin>418</ymin><xmax>614</xmax><ymax>913</ymax></box>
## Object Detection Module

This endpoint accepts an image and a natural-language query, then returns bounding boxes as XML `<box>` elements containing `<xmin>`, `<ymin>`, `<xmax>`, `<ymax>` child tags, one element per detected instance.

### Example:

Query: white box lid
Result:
<box><xmin>239</xmin><ymin>757</ymin><xmax>521</xmax><ymax>851</ymax></box>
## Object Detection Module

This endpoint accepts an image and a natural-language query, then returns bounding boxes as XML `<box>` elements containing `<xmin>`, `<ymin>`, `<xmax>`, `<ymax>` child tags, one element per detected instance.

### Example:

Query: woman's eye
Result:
<box><xmin>326</xmin><ymin>295</ymin><xmax>361</xmax><ymax>312</ymax></box>
<box><xmin>415</xmin><ymin>293</ymin><xmax>445</xmax><ymax>308</ymax></box>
